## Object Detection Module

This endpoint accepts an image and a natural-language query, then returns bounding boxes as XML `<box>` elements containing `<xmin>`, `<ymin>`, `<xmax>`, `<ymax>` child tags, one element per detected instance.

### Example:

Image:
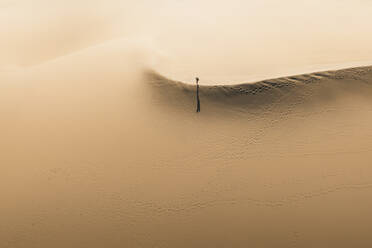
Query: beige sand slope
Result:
<box><xmin>2</xmin><ymin>49</ymin><xmax>372</xmax><ymax>247</ymax></box>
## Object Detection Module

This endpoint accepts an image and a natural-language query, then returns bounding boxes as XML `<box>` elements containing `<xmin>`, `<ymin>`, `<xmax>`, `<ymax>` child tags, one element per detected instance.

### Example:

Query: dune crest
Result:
<box><xmin>145</xmin><ymin>66</ymin><xmax>372</xmax><ymax>116</ymax></box>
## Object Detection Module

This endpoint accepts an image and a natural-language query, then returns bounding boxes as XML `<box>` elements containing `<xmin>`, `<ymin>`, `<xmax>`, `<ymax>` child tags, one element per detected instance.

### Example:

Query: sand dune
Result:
<box><xmin>2</xmin><ymin>51</ymin><xmax>372</xmax><ymax>247</ymax></box>
<box><xmin>2</xmin><ymin>0</ymin><xmax>372</xmax><ymax>246</ymax></box>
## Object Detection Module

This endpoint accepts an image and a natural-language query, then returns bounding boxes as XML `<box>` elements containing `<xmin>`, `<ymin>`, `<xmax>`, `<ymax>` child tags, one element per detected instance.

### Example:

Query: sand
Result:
<box><xmin>2</xmin><ymin>1</ymin><xmax>372</xmax><ymax>247</ymax></box>
<box><xmin>2</xmin><ymin>46</ymin><xmax>372</xmax><ymax>247</ymax></box>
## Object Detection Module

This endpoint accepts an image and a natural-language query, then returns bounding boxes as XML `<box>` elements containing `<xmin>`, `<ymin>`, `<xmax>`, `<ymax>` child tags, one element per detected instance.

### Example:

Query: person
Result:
<box><xmin>196</xmin><ymin>77</ymin><xmax>201</xmax><ymax>113</ymax></box>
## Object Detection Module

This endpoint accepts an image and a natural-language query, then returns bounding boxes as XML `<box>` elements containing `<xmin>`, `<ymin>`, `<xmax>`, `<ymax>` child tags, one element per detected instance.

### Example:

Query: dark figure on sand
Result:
<box><xmin>196</xmin><ymin>77</ymin><xmax>201</xmax><ymax>113</ymax></box>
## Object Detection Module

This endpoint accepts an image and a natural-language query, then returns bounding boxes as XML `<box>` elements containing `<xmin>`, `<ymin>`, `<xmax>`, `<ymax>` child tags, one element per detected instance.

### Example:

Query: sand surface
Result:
<box><xmin>2</xmin><ymin>1</ymin><xmax>372</xmax><ymax>247</ymax></box>
<box><xmin>2</xmin><ymin>48</ymin><xmax>372</xmax><ymax>247</ymax></box>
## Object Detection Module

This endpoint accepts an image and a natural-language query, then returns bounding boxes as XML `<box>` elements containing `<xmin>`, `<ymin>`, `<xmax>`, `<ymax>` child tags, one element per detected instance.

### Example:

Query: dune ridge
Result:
<box><xmin>145</xmin><ymin>65</ymin><xmax>372</xmax><ymax>114</ymax></box>
<box><xmin>146</xmin><ymin>65</ymin><xmax>372</xmax><ymax>97</ymax></box>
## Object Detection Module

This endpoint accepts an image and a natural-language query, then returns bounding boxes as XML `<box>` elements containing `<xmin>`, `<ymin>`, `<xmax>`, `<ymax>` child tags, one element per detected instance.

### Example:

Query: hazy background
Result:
<box><xmin>1</xmin><ymin>0</ymin><xmax>372</xmax><ymax>83</ymax></box>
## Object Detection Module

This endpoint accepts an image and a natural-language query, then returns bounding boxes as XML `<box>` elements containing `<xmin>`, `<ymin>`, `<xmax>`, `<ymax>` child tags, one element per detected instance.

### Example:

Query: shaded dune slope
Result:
<box><xmin>145</xmin><ymin>66</ymin><xmax>372</xmax><ymax>115</ymax></box>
